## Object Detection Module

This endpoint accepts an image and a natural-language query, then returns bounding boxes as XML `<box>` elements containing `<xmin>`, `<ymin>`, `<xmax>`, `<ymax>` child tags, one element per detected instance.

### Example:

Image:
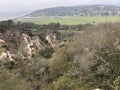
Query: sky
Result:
<box><xmin>0</xmin><ymin>0</ymin><xmax>120</xmax><ymax>19</ymax></box>
<box><xmin>0</xmin><ymin>0</ymin><xmax>120</xmax><ymax>11</ymax></box>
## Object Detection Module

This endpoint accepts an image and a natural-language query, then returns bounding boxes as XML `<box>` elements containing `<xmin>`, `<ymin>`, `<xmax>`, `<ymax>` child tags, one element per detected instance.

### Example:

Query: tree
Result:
<box><xmin>48</xmin><ymin>23</ymin><xmax>60</xmax><ymax>30</ymax></box>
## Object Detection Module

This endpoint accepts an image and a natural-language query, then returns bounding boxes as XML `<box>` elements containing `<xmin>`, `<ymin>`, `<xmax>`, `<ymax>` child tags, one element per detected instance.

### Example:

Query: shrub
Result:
<box><xmin>3</xmin><ymin>61</ymin><xmax>15</xmax><ymax>70</ymax></box>
<box><xmin>66</xmin><ymin>25</ymin><xmax>120</xmax><ymax>89</ymax></box>
<box><xmin>53</xmin><ymin>76</ymin><xmax>80</xmax><ymax>90</ymax></box>
<box><xmin>49</xmin><ymin>47</ymin><xmax>73</xmax><ymax>79</ymax></box>
<box><xmin>36</xmin><ymin>46</ymin><xmax>54</xmax><ymax>58</ymax></box>
<box><xmin>0</xmin><ymin>68</ymin><xmax>30</xmax><ymax>90</ymax></box>
<box><xmin>112</xmin><ymin>76</ymin><xmax>120</xmax><ymax>90</ymax></box>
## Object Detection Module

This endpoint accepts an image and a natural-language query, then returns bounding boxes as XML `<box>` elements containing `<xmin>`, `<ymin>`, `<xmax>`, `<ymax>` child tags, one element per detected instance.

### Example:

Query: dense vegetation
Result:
<box><xmin>2</xmin><ymin>20</ymin><xmax>91</xmax><ymax>31</ymax></box>
<box><xmin>0</xmin><ymin>20</ymin><xmax>120</xmax><ymax>90</ymax></box>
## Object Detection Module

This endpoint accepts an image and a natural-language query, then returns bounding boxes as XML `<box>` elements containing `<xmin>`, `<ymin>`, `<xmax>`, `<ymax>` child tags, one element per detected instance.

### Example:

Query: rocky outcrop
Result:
<box><xmin>0</xmin><ymin>39</ymin><xmax>14</xmax><ymax>61</ymax></box>
<box><xmin>93</xmin><ymin>89</ymin><xmax>102</xmax><ymax>90</ymax></box>
<box><xmin>0</xmin><ymin>39</ymin><xmax>5</xmax><ymax>43</ymax></box>
<box><xmin>19</xmin><ymin>32</ymin><xmax>59</xmax><ymax>59</ymax></box>
<box><xmin>45</xmin><ymin>34</ymin><xmax>58</xmax><ymax>48</ymax></box>
<box><xmin>0</xmin><ymin>51</ymin><xmax>14</xmax><ymax>61</ymax></box>
<box><xmin>19</xmin><ymin>33</ymin><xmax>42</xmax><ymax>59</ymax></box>
<box><xmin>0</xmin><ymin>31</ymin><xmax>60</xmax><ymax>60</ymax></box>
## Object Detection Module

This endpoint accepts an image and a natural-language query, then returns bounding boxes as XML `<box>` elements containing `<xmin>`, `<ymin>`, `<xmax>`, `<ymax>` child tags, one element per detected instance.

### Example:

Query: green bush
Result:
<box><xmin>0</xmin><ymin>68</ymin><xmax>30</xmax><ymax>90</ymax></box>
<box><xmin>54</xmin><ymin>76</ymin><xmax>80</xmax><ymax>90</ymax></box>
<box><xmin>112</xmin><ymin>76</ymin><xmax>120</xmax><ymax>90</ymax></box>
<box><xmin>49</xmin><ymin>47</ymin><xmax>73</xmax><ymax>79</ymax></box>
<box><xmin>36</xmin><ymin>46</ymin><xmax>54</xmax><ymax>58</ymax></box>
<box><xmin>3</xmin><ymin>61</ymin><xmax>15</xmax><ymax>70</ymax></box>
<box><xmin>43</xmin><ymin>75</ymin><xmax>92</xmax><ymax>90</ymax></box>
<box><xmin>66</xmin><ymin>25</ymin><xmax>120</xmax><ymax>89</ymax></box>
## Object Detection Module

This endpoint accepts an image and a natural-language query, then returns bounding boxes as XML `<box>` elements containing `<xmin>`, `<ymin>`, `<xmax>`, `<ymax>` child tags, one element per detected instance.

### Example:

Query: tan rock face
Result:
<box><xmin>0</xmin><ymin>39</ymin><xmax>5</xmax><ymax>47</ymax></box>
<box><xmin>93</xmin><ymin>89</ymin><xmax>102</xmax><ymax>90</ymax></box>
<box><xmin>0</xmin><ymin>39</ymin><xmax>5</xmax><ymax>43</ymax></box>
<box><xmin>45</xmin><ymin>34</ymin><xmax>57</xmax><ymax>48</ymax></box>
<box><xmin>0</xmin><ymin>51</ymin><xmax>14</xmax><ymax>61</ymax></box>
<box><xmin>0</xmin><ymin>52</ymin><xmax>7</xmax><ymax>60</ymax></box>
<box><xmin>20</xmin><ymin>33</ymin><xmax>43</xmax><ymax>58</ymax></box>
<box><xmin>0</xmin><ymin>39</ymin><xmax>12</xmax><ymax>61</ymax></box>
<box><xmin>19</xmin><ymin>32</ymin><xmax>59</xmax><ymax>59</ymax></box>
<box><xmin>0</xmin><ymin>31</ymin><xmax>59</xmax><ymax>60</ymax></box>
<box><xmin>31</xmin><ymin>36</ymin><xmax>42</xmax><ymax>49</ymax></box>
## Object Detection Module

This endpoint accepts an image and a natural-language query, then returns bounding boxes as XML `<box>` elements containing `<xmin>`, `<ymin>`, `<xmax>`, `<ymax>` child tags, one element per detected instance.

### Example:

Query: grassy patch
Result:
<box><xmin>16</xmin><ymin>16</ymin><xmax>120</xmax><ymax>25</ymax></box>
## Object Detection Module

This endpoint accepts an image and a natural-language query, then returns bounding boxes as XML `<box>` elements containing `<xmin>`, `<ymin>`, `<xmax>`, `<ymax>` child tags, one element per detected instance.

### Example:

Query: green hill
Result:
<box><xmin>25</xmin><ymin>4</ymin><xmax>120</xmax><ymax>17</ymax></box>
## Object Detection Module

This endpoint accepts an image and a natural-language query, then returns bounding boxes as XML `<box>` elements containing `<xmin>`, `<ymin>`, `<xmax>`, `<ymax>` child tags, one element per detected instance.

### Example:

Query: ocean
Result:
<box><xmin>0</xmin><ymin>11</ymin><xmax>31</xmax><ymax>21</ymax></box>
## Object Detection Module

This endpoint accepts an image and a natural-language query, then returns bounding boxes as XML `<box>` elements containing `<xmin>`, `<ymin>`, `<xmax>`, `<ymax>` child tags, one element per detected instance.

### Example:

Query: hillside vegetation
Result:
<box><xmin>0</xmin><ymin>20</ymin><xmax>120</xmax><ymax>90</ymax></box>
<box><xmin>26</xmin><ymin>5</ymin><xmax>120</xmax><ymax>17</ymax></box>
<box><xmin>17</xmin><ymin>5</ymin><xmax>120</xmax><ymax>25</ymax></box>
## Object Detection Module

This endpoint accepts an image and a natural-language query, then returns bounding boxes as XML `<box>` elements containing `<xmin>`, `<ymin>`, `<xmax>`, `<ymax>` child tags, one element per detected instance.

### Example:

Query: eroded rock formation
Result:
<box><xmin>45</xmin><ymin>34</ymin><xmax>58</xmax><ymax>48</ymax></box>
<box><xmin>20</xmin><ymin>33</ymin><xmax>43</xmax><ymax>59</ymax></box>
<box><xmin>0</xmin><ymin>31</ymin><xmax>60</xmax><ymax>60</ymax></box>
<box><xmin>0</xmin><ymin>39</ymin><xmax>14</xmax><ymax>61</ymax></box>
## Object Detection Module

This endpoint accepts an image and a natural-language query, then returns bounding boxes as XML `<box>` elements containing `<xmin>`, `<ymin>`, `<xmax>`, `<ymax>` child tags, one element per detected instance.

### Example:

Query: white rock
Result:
<box><xmin>93</xmin><ymin>88</ymin><xmax>102</xmax><ymax>90</ymax></box>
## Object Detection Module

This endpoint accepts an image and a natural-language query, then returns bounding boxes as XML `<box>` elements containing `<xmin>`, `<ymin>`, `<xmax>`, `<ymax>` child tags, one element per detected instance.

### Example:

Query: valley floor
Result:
<box><xmin>16</xmin><ymin>16</ymin><xmax>120</xmax><ymax>25</ymax></box>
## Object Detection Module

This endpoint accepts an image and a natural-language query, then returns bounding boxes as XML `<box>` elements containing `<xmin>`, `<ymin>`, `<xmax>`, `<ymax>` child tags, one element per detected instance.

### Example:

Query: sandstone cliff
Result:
<box><xmin>0</xmin><ymin>30</ymin><xmax>60</xmax><ymax>61</ymax></box>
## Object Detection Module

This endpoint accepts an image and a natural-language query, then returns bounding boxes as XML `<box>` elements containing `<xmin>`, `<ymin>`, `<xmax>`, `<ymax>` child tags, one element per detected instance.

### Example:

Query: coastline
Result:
<box><xmin>0</xmin><ymin>11</ymin><xmax>32</xmax><ymax>21</ymax></box>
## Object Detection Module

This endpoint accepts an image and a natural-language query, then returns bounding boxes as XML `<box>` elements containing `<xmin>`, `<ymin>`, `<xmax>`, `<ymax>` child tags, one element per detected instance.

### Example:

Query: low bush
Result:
<box><xmin>49</xmin><ymin>47</ymin><xmax>73</xmax><ymax>79</ymax></box>
<box><xmin>36</xmin><ymin>46</ymin><xmax>54</xmax><ymax>58</ymax></box>
<box><xmin>0</xmin><ymin>68</ymin><xmax>30</xmax><ymax>90</ymax></box>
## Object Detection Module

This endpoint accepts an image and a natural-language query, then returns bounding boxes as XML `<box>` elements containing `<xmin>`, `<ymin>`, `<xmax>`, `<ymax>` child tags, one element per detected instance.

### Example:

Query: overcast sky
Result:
<box><xmin>0</xmin><ymin>0</ymin><xmax>120</xmax><ymax>11</ymax></box>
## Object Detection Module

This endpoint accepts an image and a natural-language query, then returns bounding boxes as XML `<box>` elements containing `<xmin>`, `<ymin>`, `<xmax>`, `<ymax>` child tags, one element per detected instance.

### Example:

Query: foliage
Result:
<box><xmin>49</xmin><ymin>47</ymin><xmax>73</xmax><ymax>79</ymax></box>
<box><xmin>36</xmin><ymin>46</ymin><xmax>54</xmax><ymax>58</ymax></box>
<box><xmin>0</xmin><ymin>20</ymin><xmax>15</xmax><ymax>33</ymax></box>
<box><xmin>18</xmin><ymin>40</ymin><xmax>30</xmax><ymax>58</ymax></box>
<box><xmin>48</xmin><ymin>23</ymin><xmax>60</xmax><ymax>30</ymax></box>
<box><xmin>0</xmin><ymin>68</ymin><xmax>30</xmax><ymax>90</ymax></box>
<box><xmin>112</xmin><ymin>76</ymin><xmax>120</xmax><ymax>90</ymax></box>
<box><xmin>0</xmin><ymin>19</ymin><xmax>120</xmax><ymax>90</ymax></box>
<box><xmin>49</xmin><ymin>76</ymin><xmax>80</xmax><ymax>90</ymax></box>
<box><xmin>67</xmin><ymin>24</ymin><xmax>120</xmax><ymax>89</ymax></box>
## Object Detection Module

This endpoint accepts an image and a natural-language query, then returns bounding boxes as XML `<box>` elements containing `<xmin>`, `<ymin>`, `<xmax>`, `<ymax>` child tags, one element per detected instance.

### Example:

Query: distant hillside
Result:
<box><xmin>25</xmin><ymin>5</ymin><xmax>120</xmax><ymax>17</ymax></box>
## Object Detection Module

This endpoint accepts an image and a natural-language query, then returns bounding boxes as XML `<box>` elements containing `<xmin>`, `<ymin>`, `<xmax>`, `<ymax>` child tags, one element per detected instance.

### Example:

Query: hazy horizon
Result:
<box><xmin>0</xmin><ymin>0</ymin><xmax>120</xmax><ymax>20</ymax></box>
